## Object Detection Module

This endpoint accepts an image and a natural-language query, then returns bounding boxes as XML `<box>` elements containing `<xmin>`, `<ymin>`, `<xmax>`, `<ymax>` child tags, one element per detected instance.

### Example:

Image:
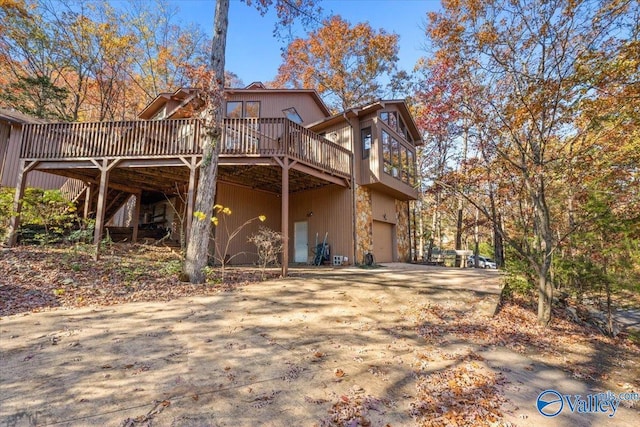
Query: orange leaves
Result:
<box><xmin>0</xmin><ymin>245</ymin><xmax>278</xmax><ymax>317</ymax></box>
<box><xmin>274</xmin><ymin>15</ymin><xmax>399</xmax><ymax>111</ymax></box>
<box><xmin>410</xmin><ymin>357</ymin><xmax>506</xmax><ymax>426</ymax></box>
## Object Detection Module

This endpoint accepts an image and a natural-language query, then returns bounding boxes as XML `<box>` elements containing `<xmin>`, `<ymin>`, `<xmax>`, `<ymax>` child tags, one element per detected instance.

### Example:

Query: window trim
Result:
<box><xmin>381</xmin><ymin>129</ymin><xmax>416</xmax><ymax>185</ymax></box>
<box><xmin>225</xmin><ymin>100</ymin><xmax>261</xmax><ymax>119</ymax></box>
<box><xmin>283</xmin><ymin>107</ymin><xmax>303</xmax><ymax>124</ymax></box>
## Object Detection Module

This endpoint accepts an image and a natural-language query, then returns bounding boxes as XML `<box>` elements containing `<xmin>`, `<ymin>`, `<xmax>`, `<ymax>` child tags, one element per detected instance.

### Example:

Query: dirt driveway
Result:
<box><xmin>1</xmin><ymin>264</ymin><xmax>637</xmax><ymax>426</ymax></box>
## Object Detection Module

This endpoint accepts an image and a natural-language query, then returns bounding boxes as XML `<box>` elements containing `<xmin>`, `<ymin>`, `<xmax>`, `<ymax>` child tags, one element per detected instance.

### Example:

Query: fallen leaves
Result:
<box><xmin>412</xmin><ymin>296</ymin><xmax>640</xmax><ymax>405</ymax></box>
<box><xmin>0</xmin><ymin>244</ymin><xmax>279</xmax><ymax>317</ymax></box>
<box><xmin>410</xmin><ymin>352</ymin><xmax>507</xmax><ymax>427</ymax></box>
<box><xmin>320</xmin><ymin>388</ymin><xmax>393</xmax><ymax>427</ymax></box>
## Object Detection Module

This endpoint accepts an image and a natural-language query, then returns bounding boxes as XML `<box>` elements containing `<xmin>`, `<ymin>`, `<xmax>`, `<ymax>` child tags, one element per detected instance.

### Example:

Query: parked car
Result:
<box><xmin>467</xmin><ymin>255</ymin><xmax>497</xmax><ymax>269</ymax></box>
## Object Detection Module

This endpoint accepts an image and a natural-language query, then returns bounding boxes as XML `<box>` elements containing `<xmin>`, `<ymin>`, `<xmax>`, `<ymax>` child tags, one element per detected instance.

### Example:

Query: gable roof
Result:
<box><xmin>225</xmin><ymin>84</ymin><xmax>332</xmax><ymax>117</ymax></box>
<box><xmin>138</xmin><ymin>88</ymin><xmax>201</xmax><ymax>120</ymax></box>
<box><xmin>308</xmin><ymin>99</ymin><xmax>423</xmax><ymax>145</ymax></box>
<box><xmin>138</xmin><ymin>83</ymin><xmax>332</xmax><ymax>120</ymax></box>
<box><xmin>0</xmin><ymin>107</ymin><xmax>47</xmax><ymax>125</ymax></box>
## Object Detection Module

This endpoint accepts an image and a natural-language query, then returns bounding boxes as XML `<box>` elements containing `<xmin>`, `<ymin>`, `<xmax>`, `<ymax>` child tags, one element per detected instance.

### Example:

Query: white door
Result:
<box><xmin>294</xmin><ymin>221</ymin><xmax>308</xmax><ymax>263</ymax></box>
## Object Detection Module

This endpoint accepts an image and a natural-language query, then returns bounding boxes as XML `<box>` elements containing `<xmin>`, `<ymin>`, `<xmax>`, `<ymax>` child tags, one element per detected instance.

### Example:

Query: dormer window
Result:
<box><xmin>283</xmin><ymin>107</ymin><xmax>303</xmax><ymax>124</ymax></box>
<box><xmin>152</xmin><ymin>106</ymin><xmax>167</xmax><ymax>120</ymax></box>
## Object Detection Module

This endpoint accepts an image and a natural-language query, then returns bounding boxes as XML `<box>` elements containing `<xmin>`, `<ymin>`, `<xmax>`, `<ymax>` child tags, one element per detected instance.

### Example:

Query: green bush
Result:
<box><xmin>502</xmin><ymin>246</ymin><xmax>536</xmax><ymax>296</ymax></box>
<box><xmin>0</xmin><ymin>187</ymin><xmax>78</xmax><ymax>244</ymax></box>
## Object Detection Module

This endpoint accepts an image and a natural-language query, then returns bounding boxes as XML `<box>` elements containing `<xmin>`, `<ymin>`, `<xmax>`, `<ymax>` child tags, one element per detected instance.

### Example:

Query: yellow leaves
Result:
<box><xmin>209</xmin><ymin>204</ymin><xmax>266</xmax><ymax>227</ymax></box>
<box><xmin>193</xmin><ymin>211</ymin><xmax>206</xmax><ymax>221</ymax></box>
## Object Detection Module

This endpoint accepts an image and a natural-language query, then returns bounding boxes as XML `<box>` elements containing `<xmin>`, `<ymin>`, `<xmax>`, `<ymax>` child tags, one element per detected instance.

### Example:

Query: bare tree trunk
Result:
<box><xmin>182</xmin><ymin>0</ymin><xmax>229</xmax><ymax>284</ymax></box>
<box><xmin>473</xmin><ymin>207</ymin><xmax>479</xmax><ymax>266</ymax></box>
<box><xmin>489</xmin><ymin>190</ymin><xmax>504</xmax><ymax>268</ymax></box>
<box><xmin>537</xmin><ymin>266</ymin><xmax>553</xmax><ymax>325</ymax></box>
<box><xmin>532</xmin><ymin>176</ymin><xmax>554</xmax><ymax>326</ymax></box>
<box><xmin>454</xmin><ymin>124</ymin><xmax>469</xmax><ymax>267</ymax></box>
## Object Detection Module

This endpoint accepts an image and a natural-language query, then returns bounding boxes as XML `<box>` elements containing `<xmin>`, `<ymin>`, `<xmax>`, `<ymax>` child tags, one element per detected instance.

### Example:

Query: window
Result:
<box><xmin>380</xmin><ymin>111</ymin><xmax>398</xmax><ymax>132</ymax></box>
<box><xmin>361</xmin><ymin>127</ymin><xmax>372</xmax><ymax>159</ymax></box>
<box><xmin>407</xmin><ymin>150</ymin><xmax>416</xmax><ymax>186</ymax></box>
<box><xmin>389</xmin><ymin>112</ymin><xmax>398</xmax><ymax>132</ymax></box>
<box><xmin>382</xmin><ymin>130</ymin><xmax>392</xmax><ymax>173</ymax></box>
<box><xmin>245</xmin><ymin>101</ymin><xmax>260</xmax><ymax>118</ymax></box>
<box><xmin>381</xmin><ymin>129</ymin><xmax>416</xmax><ymax>184</ymax></box>
<box><xmin>226</xmin><ymin>101</ymin><xmax>260</xmax><ymax>118</ymax></box>
<box><xmin>283</xmin><ymin>107</ymin><xmax>303</xmax><ymax>124</ymax></box>
<box><xmin>152</xmin><ymin>106</ymin><xmax>166</xmax><ymax>120</ymax></box>
<box><xmin>380</xmin><ymin>110</ymin><xmax>412</xmax><ymax>142</ymax></box>
<box><xmin>226</xmin><ymin>101</ymin><xmax>243</xmax><ymax>118</ymax></box>
<box><xmin>400</xmin><ymin>145</ymin><xmax>408</xmax><ymax>183</ymax></box>
<box><xmin>390</xmin><ymin>137</ymin><xmax>399</xmax><ymax>177</ymax></box>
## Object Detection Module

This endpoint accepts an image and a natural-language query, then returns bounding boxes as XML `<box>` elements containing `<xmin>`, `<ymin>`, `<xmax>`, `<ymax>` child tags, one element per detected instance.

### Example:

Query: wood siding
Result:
<box><xmin>213</xmin><ymin>183</ymin><xmax>282</xmax><ymax>265</ymax></box>
<box><xmin>372</xmin><ymin>191</ymin><xmax>397</xmax><ymax>224</ymax></box>
<box><xmin>227</xmin><ymin>93</ymin><xmax>327</xmax><ymax>125</ymax></box>
<box><xmin>290</xmin><ymin>185</ymin><xmax>354</xmax><ymax>263</ymax></box>
<box><xmin>1</xmin><ymin>123</ymin><xmax>67</xmax><ymax>189</ymax></box>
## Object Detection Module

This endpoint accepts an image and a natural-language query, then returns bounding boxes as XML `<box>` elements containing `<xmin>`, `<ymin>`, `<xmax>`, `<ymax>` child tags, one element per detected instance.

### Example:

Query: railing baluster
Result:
<box><xmin>19</xmin><ymin>117</ymin><xmax>352</xmax><ymax>178</ymax></box>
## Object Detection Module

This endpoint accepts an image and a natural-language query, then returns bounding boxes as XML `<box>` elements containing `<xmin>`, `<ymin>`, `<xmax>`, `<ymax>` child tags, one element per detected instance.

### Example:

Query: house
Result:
<box><xmin>6</xmin><ymin>83</ymin><xmax>421</xmax><ymax>273</ymax></box>
<box><xmin>0</xmin><ymin>108</ymin><xmax>68</xmax><ymax>190</ymax></box>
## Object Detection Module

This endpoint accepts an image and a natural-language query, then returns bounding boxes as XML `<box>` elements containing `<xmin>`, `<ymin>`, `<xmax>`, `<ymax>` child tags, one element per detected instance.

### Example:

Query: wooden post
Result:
<box><xmin>6</xmin><ymin>160</ymin><xmax>37</xmax><ymax>246</ymax></box>
<box><xmin>185</xmin><ymin>156</ymin><xmax>198</xmax><ymax>243</ymax></box>
<box><xmin>83</xmin><ymin>184</ymin><xmax>95</xmax><ymax>219</ymax></box>
<box><xmin>132</xmin><ymin>191</ymin><xmax>142</xmax><ymax>243</ymax></box>
<box><xmin>93</xmin><ymin>162</ymin><xmax>110</xmax><ymax>245</ymax></box>
<box><xmin>281</xmin><ymin>157</ymin><xmax>289</xmax><ymax>277</ymax></box>
<box><xmin>92</xmin><ymin>159</ymin><xmax>119</xmax><ymax>260</ymax></box>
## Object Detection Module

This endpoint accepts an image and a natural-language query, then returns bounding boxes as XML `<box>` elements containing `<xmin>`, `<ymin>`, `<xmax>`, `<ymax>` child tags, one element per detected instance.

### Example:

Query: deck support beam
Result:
<box><xmin>182</xmin><ymin>156</ymin><xmax>199</xmax><ymax>244</ymax></box>
<box><xmin>132</xmin><ymin>191</ymin><xmax>142</xmax><ymax>243</ymax></box>
<box><xmin>92</xmin><ymin>159</ymin><xmax>120</xmax><ymax>260</ymax></box>
<box><xmin>279</xmin><ymin>157</ymin><xmax>290</xmax><ymax>277</ymax></box>
<box><xmin>6</xmin><ymin>160</ymin><xmax>39</xmax><ymax>246</ymax></box>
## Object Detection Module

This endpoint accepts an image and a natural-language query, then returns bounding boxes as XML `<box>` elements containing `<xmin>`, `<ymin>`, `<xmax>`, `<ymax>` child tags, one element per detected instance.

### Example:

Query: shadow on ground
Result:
<box><xmin>1</xmin><ymin>264</ymin><xmax>637</xmax><ymax>426</ymax></box>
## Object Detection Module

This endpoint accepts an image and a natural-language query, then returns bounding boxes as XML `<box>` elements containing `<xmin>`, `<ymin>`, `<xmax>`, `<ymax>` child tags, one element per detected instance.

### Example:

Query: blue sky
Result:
<box><xmin>170</xmin><ymin>0</ymin><xmax>442</xmax><ymax>85</ymax></box>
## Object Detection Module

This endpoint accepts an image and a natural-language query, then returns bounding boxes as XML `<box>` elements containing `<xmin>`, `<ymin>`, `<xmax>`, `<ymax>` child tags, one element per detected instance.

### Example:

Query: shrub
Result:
<box><xmin>249</xmin><ymin>227</ymin><xmax>284</xmax><ymax>279</ymax></box>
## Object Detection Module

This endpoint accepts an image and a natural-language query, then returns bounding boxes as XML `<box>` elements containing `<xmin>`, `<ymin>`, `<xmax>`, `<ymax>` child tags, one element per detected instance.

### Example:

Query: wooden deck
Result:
<box><xmin>19</xmin><ymin>117</ymin><xmax>352</xmax><ymax>182</ymax></box>
<box><xmin>11</xmin><ymin>117</ymin><xmax>354</xmax><ymax>272</ymax></box>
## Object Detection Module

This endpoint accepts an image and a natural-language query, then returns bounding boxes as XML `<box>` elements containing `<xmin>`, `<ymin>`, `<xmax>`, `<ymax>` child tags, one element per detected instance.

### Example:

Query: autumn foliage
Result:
<box><xmin>0</xmin><ymin>0</ymin><xmax>210</xmax><ymax>121</ymax></box>
<box><xmin>413</xmin><ymin>0</ymin><xmax>640</xmax><ymax>326</ymax></box>
<box><xmin>273</xmin><ymin>15</ymin><xmax>399</xmax><ymax>111</ymax></box>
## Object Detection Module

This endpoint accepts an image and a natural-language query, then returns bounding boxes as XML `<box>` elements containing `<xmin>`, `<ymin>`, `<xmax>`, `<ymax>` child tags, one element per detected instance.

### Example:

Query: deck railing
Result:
<box><xmin>20</xmin><ymin>117</ymin><xmax>352</xmax><ymax>178</ymax></box>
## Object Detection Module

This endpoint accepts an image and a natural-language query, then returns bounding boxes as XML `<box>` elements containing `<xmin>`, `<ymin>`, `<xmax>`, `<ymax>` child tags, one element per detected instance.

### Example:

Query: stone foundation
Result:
<box><xmin>355</xmin><ymin>185</ymin><xmax>373</xmax><ymax>264</ymax></box>
<box><xmin>395</xmin><ymin>200</ymin><xmax>410</xmax><ymax>262</ymax></box>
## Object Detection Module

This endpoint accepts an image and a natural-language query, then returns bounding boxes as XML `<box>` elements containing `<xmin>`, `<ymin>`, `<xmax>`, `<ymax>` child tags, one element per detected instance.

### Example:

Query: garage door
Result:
<box><xmin>372</xmin><ymin>220</ymin><xmax>394</xmax><ymax>263</ymax></box>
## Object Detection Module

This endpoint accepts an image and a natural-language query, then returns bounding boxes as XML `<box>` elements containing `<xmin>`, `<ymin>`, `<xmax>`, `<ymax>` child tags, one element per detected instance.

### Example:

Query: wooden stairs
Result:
<box><xmin>60</xmin><ymin>178</ymin><xmax>133</xmax><ymax>224</ymax></box>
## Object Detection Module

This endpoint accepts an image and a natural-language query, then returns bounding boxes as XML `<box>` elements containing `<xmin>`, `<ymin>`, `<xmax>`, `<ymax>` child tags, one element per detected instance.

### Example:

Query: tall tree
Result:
<box><xmin>0</xmin><ymin>0</ymin><xmax>72</xmax><ymax>120</ymax></box>
<box><xmin>273</xmin><ymin>15</ymin><xmax>398</xmax><ymax>111</ymax></box>
<box><xmin>182</xmin><ymin>0</ymin><xmax>323</xmax><ymax>283</ymax></box>
<box><xmin>125</xmin><ymin>0</ymin><xmax>210</xmax><ymax>102</ymax></box>
<box><xmin>0</xmin><ymin>0</ymin><xmax>212</xmax><ymax>121</ymax></box>
<box><xmin>420</xmin><ymin>0</ymin><xmax>636</xmax><ymax>325</ymax></box>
